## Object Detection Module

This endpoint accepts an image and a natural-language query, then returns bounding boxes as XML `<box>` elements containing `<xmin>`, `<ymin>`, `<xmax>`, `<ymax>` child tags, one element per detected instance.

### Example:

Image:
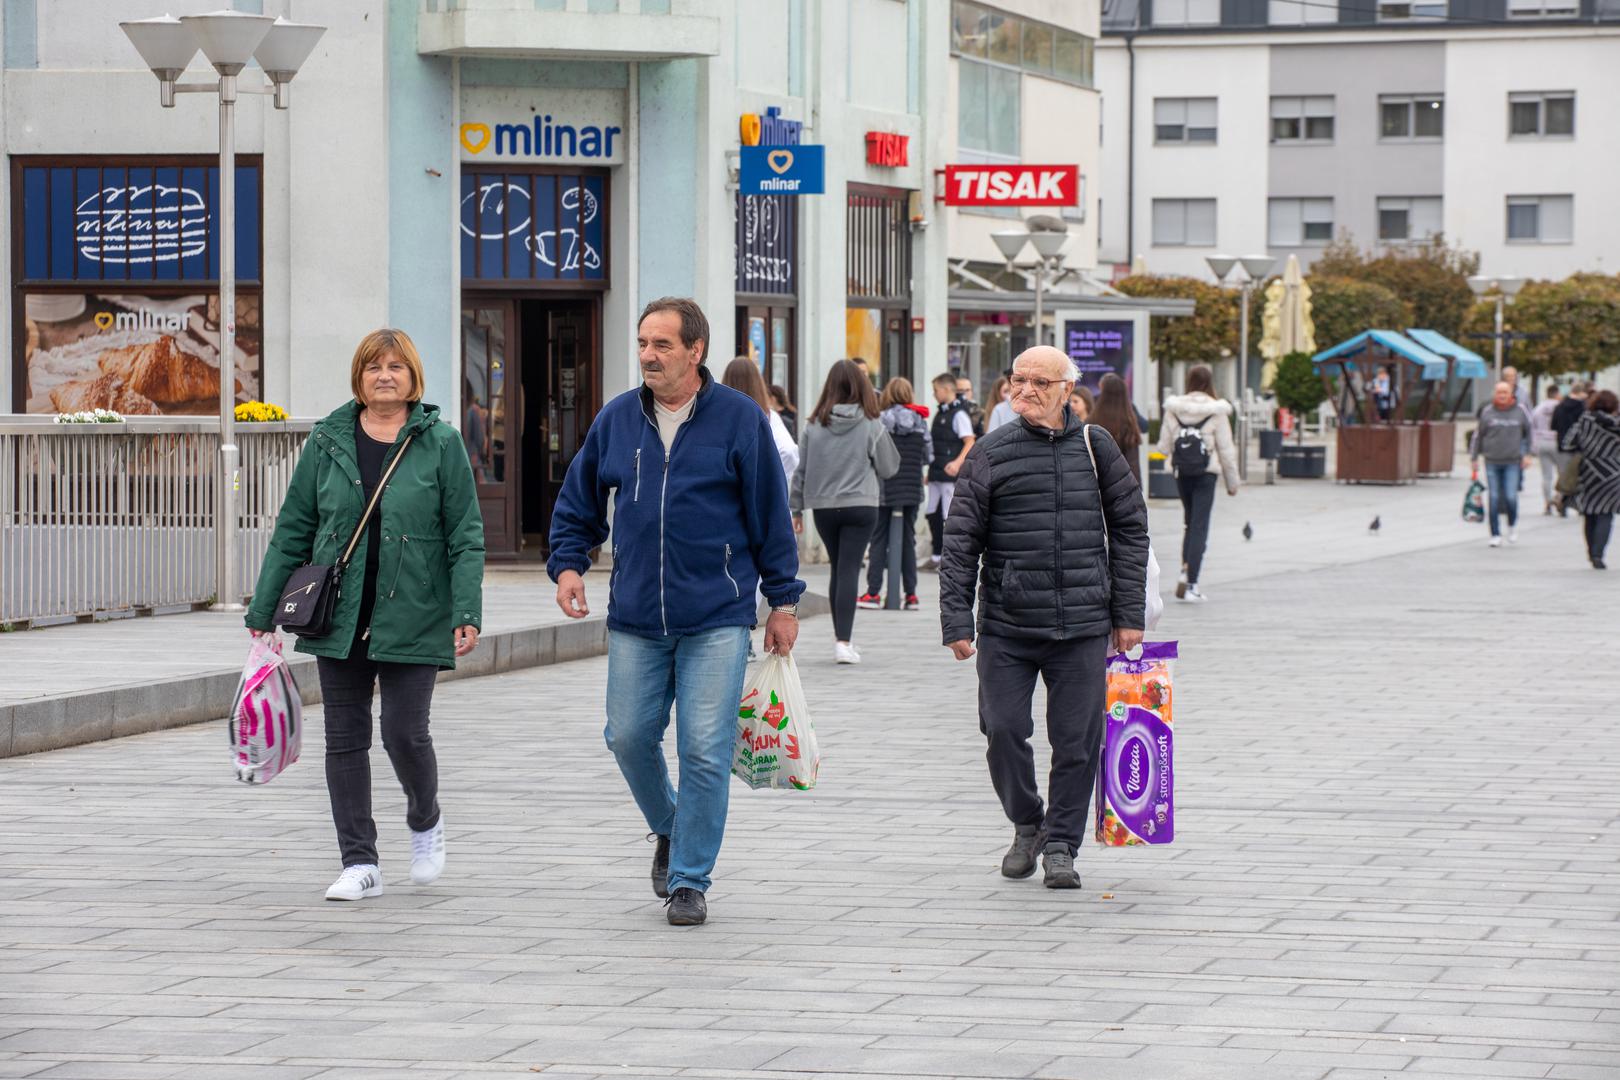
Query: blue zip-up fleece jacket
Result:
<box><xmin>547</xmin><ymin>368</ymin><xmax>806</xmax><ymax>637</ymax></box>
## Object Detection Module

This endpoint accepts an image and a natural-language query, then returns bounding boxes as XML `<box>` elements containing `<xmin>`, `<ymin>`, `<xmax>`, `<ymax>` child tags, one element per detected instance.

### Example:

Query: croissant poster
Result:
<box><xmin>22</xmin><ymin>292</ymin><xmax>262</xmax><ymax>416</ymax></box>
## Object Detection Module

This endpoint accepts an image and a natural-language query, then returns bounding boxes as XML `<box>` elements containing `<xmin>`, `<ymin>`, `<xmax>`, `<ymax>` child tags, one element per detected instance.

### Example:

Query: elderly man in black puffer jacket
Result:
<box><xmin>941</xmin><ymin>346</ymin><xmax>1150</xmax><ymax>890</ymax></box>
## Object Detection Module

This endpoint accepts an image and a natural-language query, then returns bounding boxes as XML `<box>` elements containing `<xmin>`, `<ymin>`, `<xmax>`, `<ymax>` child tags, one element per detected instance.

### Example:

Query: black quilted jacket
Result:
<box><xmin>939</xmin><ymin>411</ymin><xmax>1150</xmax><ymax>643</ymax></box>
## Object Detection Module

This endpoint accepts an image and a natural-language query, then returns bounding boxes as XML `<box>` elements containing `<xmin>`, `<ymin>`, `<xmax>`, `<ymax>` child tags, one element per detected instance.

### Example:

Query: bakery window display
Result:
<box><xmin>23</xmin><ymin>292</ymin><xmax>261</xmax><ymax>416</ymax></box>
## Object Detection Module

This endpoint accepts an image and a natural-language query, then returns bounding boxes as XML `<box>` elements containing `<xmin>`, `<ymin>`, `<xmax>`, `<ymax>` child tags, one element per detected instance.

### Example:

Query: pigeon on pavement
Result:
<box><xmin>1369</xmin><ymin>515</ymin><xmax>1382</xmax><ymax>533</ymax></box>
<box><xmin>1242</xmin><ymin>521</ymin><xmax>1253</xmax><ymax>541</ymax></box>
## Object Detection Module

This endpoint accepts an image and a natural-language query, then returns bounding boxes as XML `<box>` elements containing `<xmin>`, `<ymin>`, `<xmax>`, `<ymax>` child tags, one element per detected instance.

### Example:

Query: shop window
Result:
<box><xmin>13</xmin><ymin>157</ymin><xmax>264</xmax><ymax>415</ymax></box>
<box><xmin>459</xmin><ymin>168</ymin><xmax>608</xmax><ymax>284</ymax></box>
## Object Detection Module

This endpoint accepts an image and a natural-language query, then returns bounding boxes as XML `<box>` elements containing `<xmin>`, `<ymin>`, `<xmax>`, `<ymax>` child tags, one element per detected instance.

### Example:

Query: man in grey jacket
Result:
<box><xmin>1470</xmin><ymin>381</ymin><xmax>1534</xmax><ymax>547</ymax></box>
<box><xmin>940</xmin><ymin>346</ymin><xmax>1150</xmax><ymax>890</ymax></box>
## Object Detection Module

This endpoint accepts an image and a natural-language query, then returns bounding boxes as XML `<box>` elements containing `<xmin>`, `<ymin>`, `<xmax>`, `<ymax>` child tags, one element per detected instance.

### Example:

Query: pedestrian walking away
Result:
<box><xmin>1531</xmin><ymin>384</ymin><xmax>1567</xmax><ymax>515</ymax></box>
<box><xmin>1552</xmin><ymin>381</ymin><xmax>1591</xmax><ymax>514</ymax></box>
<box><xmin>724</xmin><ymin>357</ymin><xmax>798</xmax><ymax>488</ymax></box>
<box><xmin>1564</xmin><ymin>389</ymin><xmax>1620</xmax><ymax>569</ymax></box>
<box><xmin>245</xmin><ymin>328</ymin><xmax>485</xmax><ymax>902</ymax></box>
<box><xmin>1091</xmin><ymin>372</ymin><xmax>1144</xmax><ymax>484</ymax></box>
<box><xmin>548</xmin><ymin>297</ymin><xmax>804</xmax><ymax>927</ymax></box>
<box><xmin>926</xmin><ymin>372</ymin><xmax>976</xmax><ymax>567</ymax></box>
<box><xmin>791</xmin><ymin>359</ymin><xmax>900</xmax><ymax>664</ymax></box>
<box><xmin>1156</xmin><ymin>365</ymin><xmax>1240</xmax><ymax>602</ymax></box>
<box><xmin>860</xmin><ymin>377</ymin><xmax>932</xmax><ymax>612</ymax></box>
<box><xmin>1470</xmin><ymin>381</ymin><xmax>1535</xmax><ymax>547</ymax></box>
<box><xmin>940</xmin><ymin>346</ymin><xmax>1150</xmax><ymax>890</ymax></box>
<box><xmin>957</xmin><ymin>375</ymin><xmax>987</xmax><ymax>437</ymax></box>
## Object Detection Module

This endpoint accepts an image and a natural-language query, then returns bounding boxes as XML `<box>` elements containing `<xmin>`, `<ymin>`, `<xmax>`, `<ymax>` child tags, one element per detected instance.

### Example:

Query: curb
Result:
<box><xmin>0</xmin><ymin>592</ymin><xmax>830</xmax><ymax>760</ymax></box>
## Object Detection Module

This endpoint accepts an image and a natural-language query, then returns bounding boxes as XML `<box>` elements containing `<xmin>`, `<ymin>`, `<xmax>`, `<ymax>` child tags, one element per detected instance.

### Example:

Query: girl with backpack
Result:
<box><xmin>1156</xmin><ymin>365</ymin><xmax>1240</xmax><ymax>602</ymax></box>
<box><xmin>859</xmin><ymin>378</ymin><xmax>933</xmax><ymax>611</ymax></box>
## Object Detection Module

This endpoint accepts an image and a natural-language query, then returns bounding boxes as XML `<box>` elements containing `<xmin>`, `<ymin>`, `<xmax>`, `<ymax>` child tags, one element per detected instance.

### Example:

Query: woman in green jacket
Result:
<box><xmin>246</xmin><ymin>329</ymin><xmax>484</xmax><ymax>902</ymax></box>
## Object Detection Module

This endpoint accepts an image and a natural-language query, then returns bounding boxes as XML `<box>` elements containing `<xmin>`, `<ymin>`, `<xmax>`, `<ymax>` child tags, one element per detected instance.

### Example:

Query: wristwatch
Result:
<box><xmin>771</xmin><ymin>603</ymin><xmax>799</xmax><ymax>618</ymax></box>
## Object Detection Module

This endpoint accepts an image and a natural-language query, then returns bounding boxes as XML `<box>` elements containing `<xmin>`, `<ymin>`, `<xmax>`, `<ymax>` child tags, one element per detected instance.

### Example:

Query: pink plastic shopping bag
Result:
<box><xmin>229</xmin><ymin>636</ymin><xmax>303</xmax><ymax>785</ymax></box>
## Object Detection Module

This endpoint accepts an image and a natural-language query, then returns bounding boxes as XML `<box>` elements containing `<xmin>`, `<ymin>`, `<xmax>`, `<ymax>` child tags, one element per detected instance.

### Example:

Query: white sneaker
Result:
<box><xmin>325</xmin><ymin>864</ymin><xmax>383</xmax><ymax>901</ymax></box>
<box><xmin>410</xmin><ymin>819</ymin><xmax>446</xmax><ymax>885</ymax></box>
<box><xmin>1180</xmin><ymin>585</ymin><xmax>1209</xmax><ymax>603</ymax></box>
<box><xmin>1508</xmin><ymin>528</ymin><xmax>1519</xmax><ymax>545</ymax></box>
<box><xmin>1489</xmin><ymin>536</ymin><xmax>1503</xmax><ymax>548</ymax></box>
<box><xmin>834</xmin><ymin>641</ymin><xmax>862</xmax><ymax>665</ymax></box>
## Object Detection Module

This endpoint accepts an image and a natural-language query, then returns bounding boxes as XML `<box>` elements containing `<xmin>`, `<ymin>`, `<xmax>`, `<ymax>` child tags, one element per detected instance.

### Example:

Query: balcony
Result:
<box><xmin>419</xmin><ymin>0</ymin><xmax>721</xmax><ymax>61</ymax></box>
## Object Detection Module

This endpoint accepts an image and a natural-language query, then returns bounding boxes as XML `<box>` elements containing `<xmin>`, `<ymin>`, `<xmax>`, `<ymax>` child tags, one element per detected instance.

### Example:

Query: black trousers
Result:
<box><xmin>865</xmin><ymin>504</ymin><xmax>919</xmax><ymax>597</ymax></box>
<box><xmin>1175</xmin><ymin>472</ymin><xmax>1219</xmax><ymax>585</ymax></box>
<box><xmin>813</xmin><ymin>506</ymin><xmax>878</xmax><ymax>642</ymax></box>
<box><xmin>928</xmin><ymin>507</ymin><xmax>945</xmax><ymax>558</ymax></box>
<box><xmin>316</xmin><ymin>653</ymin><xmax>441</xmax><ymax>868</ymax></box>
<box><xmin>976</xmin><ymin>632</ymin><xmax>1109</xmax><ymax>854</ymax></box>
<box><xmin>1586</xmin><ymin>512</ymin><xmax>1614</xmax><ymax>560</ymax></box>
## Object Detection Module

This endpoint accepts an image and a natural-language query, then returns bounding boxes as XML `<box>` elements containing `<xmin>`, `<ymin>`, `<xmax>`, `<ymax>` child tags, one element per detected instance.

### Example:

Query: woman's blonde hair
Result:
<box><xmin>350</xmin><ymin>328</ymin><xmax>426</xmax><ymax>405</ymax></box>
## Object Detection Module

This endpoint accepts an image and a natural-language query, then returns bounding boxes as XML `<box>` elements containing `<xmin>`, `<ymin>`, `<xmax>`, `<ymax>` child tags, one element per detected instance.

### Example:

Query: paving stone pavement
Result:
<box><xmin>2</xmin><ymin>470</ymin><xmax>1617</xmax><ymax>1079</ymax></box>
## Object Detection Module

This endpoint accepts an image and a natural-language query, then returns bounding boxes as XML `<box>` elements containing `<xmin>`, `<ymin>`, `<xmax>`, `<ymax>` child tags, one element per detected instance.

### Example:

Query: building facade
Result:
<box><xmin>1</xmin><ymin>0</ymin><xmax>950</xmax><ymax>558</ymax></box>
<box><xmin>1096</xmin><ymin>0</ymin><xmax>1620</xmax><ymax>282</ymax></box>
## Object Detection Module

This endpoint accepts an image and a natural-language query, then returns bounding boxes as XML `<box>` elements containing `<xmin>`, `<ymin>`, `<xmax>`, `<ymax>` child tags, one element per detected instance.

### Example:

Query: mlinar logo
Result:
<box><xmin>459</xmin><ymin>115</ymin><xmax>622</xmax><ymax>159</ymax></box>
<box><xmin>93</xmin><ymin>305</ymin><xmax>185</xmax><ymax>333</ymax></box>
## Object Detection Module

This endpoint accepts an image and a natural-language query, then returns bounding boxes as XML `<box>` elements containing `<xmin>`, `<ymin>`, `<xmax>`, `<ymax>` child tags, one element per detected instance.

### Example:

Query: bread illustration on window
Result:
<box><xmin>96</xmin><ymin>336</ymin><xmax>235</xmax><ymax>404</ymax></box>
<box><xmin>49</xmin><ymin>373</ymin><xmax>161</xmax><ymax>415</ymax></box>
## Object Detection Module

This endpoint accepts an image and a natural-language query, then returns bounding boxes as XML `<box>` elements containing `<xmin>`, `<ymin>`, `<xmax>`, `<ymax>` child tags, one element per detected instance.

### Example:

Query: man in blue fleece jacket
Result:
<box><xmin>548</xmin><ymin>297</ymin><xmax>804</xmax><ymax>927</ymax></box>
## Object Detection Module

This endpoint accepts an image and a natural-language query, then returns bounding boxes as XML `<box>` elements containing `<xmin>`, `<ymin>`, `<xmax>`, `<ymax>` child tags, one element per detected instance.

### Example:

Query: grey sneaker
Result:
<box><xmin>1000</xmin><ymin>824</ymin><xmax>1046</xmax><ymax>879</ymax></box>
<box><xmin>1042</xmin><ymin>844</ymin><xmax>1081</xmax><ymax>890</ymax></box>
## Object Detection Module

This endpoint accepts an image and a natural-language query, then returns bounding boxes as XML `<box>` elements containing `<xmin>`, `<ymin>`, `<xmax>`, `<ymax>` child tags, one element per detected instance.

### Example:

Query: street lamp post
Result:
<box><xmin>1206</xmin><ymin>253</ymin><xmax>1276</xmax><ymax>482</ymax></box>
<box><xmin>1468</xmin><ymin>274</ymin><xmax>1524</xmax><ymax>383</ymax></box>
<box><xmin>121</xmin><ymin>11</ymin><xmax>324</xmax><ymax>612</ymax></box>
<box><xmin>992</xmin><ymin>224</ymin><xmax>1070</xmax><ymax>349</ymax></box>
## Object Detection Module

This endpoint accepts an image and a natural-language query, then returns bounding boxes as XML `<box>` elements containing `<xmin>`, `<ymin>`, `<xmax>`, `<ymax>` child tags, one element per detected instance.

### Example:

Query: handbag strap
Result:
<box><xmin>338</xmin><ymin>432</ymin><xmax>415</xmax><ymax>571</ymax></box>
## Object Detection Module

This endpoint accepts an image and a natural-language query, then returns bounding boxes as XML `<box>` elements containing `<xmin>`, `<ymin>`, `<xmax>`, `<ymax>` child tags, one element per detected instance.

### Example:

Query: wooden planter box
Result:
<box><xmin>1336</xmin><ymin>425</ymin><xmax>1419</xmax><ymax>485</ymax></box>
<box><xmin>1417</xmin><ymin>421</ymin><xmax>1457</xmax><ymax>476</ymax></box>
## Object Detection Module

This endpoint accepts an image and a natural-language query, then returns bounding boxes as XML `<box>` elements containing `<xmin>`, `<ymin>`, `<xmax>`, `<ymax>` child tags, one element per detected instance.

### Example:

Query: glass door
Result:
<box><xmin>460</xmin><ymin>299</ymin><xmax>519</xmax><ymax>556</ymax></box>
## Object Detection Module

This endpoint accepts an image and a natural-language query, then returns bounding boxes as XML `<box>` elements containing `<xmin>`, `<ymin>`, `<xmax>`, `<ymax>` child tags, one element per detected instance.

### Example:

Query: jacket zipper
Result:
<box><xmin>642</xmin><ymin>389</ymin><xmax>704</xmax><ymax>636</ymax></box>
<box><xmin>1051</xmin><ymin>435</ymin><xmax>1066</xmax><ymax>637</ymax></box>
<box><xmin>634</xmin><ymin>448</ymin><xmax>642</xmax><ymax>502</ymax></box>
<box><xmin>388</xmin><ymin>535</ymin><xmax>409</xmax><ymax>598</ymax></box>
<box><xmin>723</xmin><ymin>543</ymin><xmax>739</xmax><ymax>599</ymax></box>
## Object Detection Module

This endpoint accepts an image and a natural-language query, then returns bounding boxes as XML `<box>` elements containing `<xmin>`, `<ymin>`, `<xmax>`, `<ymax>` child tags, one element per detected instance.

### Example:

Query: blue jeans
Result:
<box><xmin>1485</xmin><ymin>462</ymin><xmax>1522</xmax><ymax>537</ymax></box>
<box><xmin>604</xmin><ymin>625</ymin><xmax>750</xmax><ymax>895</ymax></box>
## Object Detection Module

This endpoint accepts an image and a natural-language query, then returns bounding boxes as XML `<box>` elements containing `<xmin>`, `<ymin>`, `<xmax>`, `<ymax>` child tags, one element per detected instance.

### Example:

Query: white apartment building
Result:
<box><xmin>1095</xmin><ymin>0</ymin><xmax>1620</xmax><ymax>284</ymax></box>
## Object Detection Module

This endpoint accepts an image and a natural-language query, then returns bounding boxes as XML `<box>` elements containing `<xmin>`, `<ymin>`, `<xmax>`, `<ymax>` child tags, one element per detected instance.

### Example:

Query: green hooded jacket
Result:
<box><xmin>245</xmin><ymin>400</ymin><xmax>485</xmax><ymax>669</ymax></box>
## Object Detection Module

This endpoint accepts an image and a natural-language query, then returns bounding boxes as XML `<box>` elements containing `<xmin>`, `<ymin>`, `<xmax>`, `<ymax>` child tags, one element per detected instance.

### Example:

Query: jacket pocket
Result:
<box><xmin>723</xmin><ymin>543</ymin><xmax>740</xmax><ymax>599</ymax></box>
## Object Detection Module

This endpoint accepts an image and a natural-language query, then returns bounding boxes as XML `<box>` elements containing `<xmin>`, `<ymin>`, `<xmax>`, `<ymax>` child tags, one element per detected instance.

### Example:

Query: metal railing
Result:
<box><xmin>0</xmin><ymin>417</ymin><xmax>313</xmax><ymax>627</ymax></box>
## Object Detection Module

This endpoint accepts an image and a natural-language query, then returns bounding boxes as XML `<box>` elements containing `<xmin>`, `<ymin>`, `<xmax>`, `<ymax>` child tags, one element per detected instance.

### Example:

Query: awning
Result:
<box><xmin>1312</xmin><ymin>329</ymin><xmax>1450</xmax><ymax>377</ymax></box>
<box><xmin>1405</xmin><ymin>329</ymin><xmax>1491</xmax><ymax>380</ymax></box>
<box><xmin>948</xmin><ymin>289</ymin><xmax>1197</xmax><ymax>318</ymax></box>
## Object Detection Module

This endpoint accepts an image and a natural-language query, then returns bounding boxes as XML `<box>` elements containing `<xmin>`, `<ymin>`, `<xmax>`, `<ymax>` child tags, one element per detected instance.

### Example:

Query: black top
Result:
<box><xmin>939</xmin><ymin>415</ymin><xmax>1151</xmax><ymax>644</ymax></box>
<box><xmin>353</xmin><ymin>418</ymin><xmax>392</xmax><ymax>648</ymax></box>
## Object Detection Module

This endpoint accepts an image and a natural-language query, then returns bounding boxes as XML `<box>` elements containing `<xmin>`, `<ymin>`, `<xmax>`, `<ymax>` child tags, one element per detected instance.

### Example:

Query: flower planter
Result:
<box><xmin>1336</xmin><ymin>425</ymin><xmax>1419</xmax><ymax>485</ymax></box>
<box><xmin>1417</xmin><ymin>421</ymin><xmax>1456</xmax><ymax>477</ymax></box>
<box><xmin>1277</xmin><ymin>444</ymin><xmax>1326</xmax><ymax>479</ymax></box>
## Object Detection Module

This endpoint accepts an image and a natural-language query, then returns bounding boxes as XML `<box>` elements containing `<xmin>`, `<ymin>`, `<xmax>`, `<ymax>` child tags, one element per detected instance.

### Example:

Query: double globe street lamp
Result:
<box><xmin>992</xmin><ymin>220</ymin><xmax>1071</xmax><ymax>349</ymax></box>
<box><xmin>120</xmin><ymin>11</ymin><xmax>325</xmax><ymax>612</ymax></box>
<box><xmin>1205</xmin><ymin>253</ymin><xmax>1277</xmax><ymax>482</ymax></box>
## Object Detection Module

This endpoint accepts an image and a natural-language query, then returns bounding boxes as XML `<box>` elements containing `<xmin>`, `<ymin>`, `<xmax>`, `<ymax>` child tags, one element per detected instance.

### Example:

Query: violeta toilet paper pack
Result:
<box><xmin>1095</xmin><ymin>641</ymin><xmax>1177</xmax><ymax>846</ymax></box>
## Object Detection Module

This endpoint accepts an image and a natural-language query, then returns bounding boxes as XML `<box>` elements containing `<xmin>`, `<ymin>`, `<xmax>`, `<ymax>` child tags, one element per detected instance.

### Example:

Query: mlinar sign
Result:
<box><xmin>941</xmin><ymin>164</ymin><xmax>1079</xmax><ymax>206</ymax></box>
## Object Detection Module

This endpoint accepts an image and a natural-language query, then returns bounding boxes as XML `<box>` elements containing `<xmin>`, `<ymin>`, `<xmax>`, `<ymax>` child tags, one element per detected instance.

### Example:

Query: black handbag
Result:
<box><xmin>274</xmin><ymin>433</ymin><xmax>415</xmax><ymax>638</ymax></box>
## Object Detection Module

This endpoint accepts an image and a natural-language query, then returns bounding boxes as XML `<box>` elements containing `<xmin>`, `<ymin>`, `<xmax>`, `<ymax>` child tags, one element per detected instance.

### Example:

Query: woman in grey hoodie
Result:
<box><xmin>792</xmin><ymin>360</ymin><xmax>901</xmax><ymax>664</ymax></box>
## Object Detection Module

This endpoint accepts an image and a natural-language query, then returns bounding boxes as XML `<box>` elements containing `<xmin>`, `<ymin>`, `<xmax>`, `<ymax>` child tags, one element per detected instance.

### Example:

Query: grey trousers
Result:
<box><xmin>976</xmin><ymin>631</ymin><xmax>1109</xmax><ymax>855</ymax></box>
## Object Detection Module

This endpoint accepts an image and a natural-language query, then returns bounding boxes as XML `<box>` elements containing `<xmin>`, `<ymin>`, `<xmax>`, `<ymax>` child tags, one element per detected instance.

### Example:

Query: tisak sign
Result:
<box><xmin>941</xmin><ymin>164</ymin><xmax>1079</xmax><ymax>207</ymax></box>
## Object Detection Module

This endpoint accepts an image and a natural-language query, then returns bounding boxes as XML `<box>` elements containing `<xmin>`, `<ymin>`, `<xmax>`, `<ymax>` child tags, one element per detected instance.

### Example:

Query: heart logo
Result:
<box><xmin>460</xmin><ymin>123</ymin><xmax>491</xmax><ymax>155</ymax></box>
<box><xmin>94</xmin><ymin>311</ymin><xmax>114</xmax><ymax>330</ymax></box>
<box><xmin>767</xmin><ymin>149</ymin><xmax>794</xmax><ymax>175</ymax></box>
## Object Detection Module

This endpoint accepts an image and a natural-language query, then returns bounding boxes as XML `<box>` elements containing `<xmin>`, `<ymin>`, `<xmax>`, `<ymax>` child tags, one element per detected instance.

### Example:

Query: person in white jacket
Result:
<box><xmin>723</xmin><ymin>357</ymin><xmax>798</xmax><ymax>486</ymax></box>
<box><xmin>1156</xmin><ymin>365</ymin><xmax>1240</xmax><ymax>602</ymax></box>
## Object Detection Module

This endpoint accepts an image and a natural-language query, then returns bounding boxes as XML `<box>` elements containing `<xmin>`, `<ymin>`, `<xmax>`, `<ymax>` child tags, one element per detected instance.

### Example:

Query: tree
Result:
<box><xmin>1272</xmin><ymin>351</ymin><xmax>1328</xmax><ymax>444</ymax></box>
<box><xmin>1462</xmin><ymin>273</ymin><xmax>1620</xmax><ymax>393</ymax></box>
<box><xmin>1312</xmin><ymin>235</ymin><xmax>1479</xmax><ymax>339</ymax></box>
<box><xmin>1115</xmin><ymin>275</ymin><xmax>1240</xmax><ymax>402</ymax></box>
<box><xmin>1304</xmin><ymin>275</ymin><xmax>1412</xmax><ymax>352</ymax></box>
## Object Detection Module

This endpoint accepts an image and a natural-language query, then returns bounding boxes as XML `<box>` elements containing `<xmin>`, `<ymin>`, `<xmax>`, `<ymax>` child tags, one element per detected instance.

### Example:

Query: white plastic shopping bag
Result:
<box><xmin>229</xmin><ymin>635</ymin><xmax>303</xmax><ymax>785</ymax></box>
<box><xmin>1144</xmin><ymin>541</ymin><xmax>1164</xmax><ymax>630</ymax></box>
<box><xmin>733</xmin><ymin>652</ymin><xmax>820</xmax><ymax>791</ymax></box>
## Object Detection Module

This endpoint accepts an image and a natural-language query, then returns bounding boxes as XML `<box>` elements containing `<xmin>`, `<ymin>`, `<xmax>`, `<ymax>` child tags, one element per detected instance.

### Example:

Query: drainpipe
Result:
<box><xmin>1125</xmin><ymin>31</ymin><xmax>1137</xmax><ymax>271</ymax></box>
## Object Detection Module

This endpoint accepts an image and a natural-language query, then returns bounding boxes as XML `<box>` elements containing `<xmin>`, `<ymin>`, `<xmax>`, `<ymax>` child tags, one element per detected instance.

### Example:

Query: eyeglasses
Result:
<box><xmin>1010</xmin><ymin>374</ymin><xmax>1062</xmax><ymax>392</ymax></box>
